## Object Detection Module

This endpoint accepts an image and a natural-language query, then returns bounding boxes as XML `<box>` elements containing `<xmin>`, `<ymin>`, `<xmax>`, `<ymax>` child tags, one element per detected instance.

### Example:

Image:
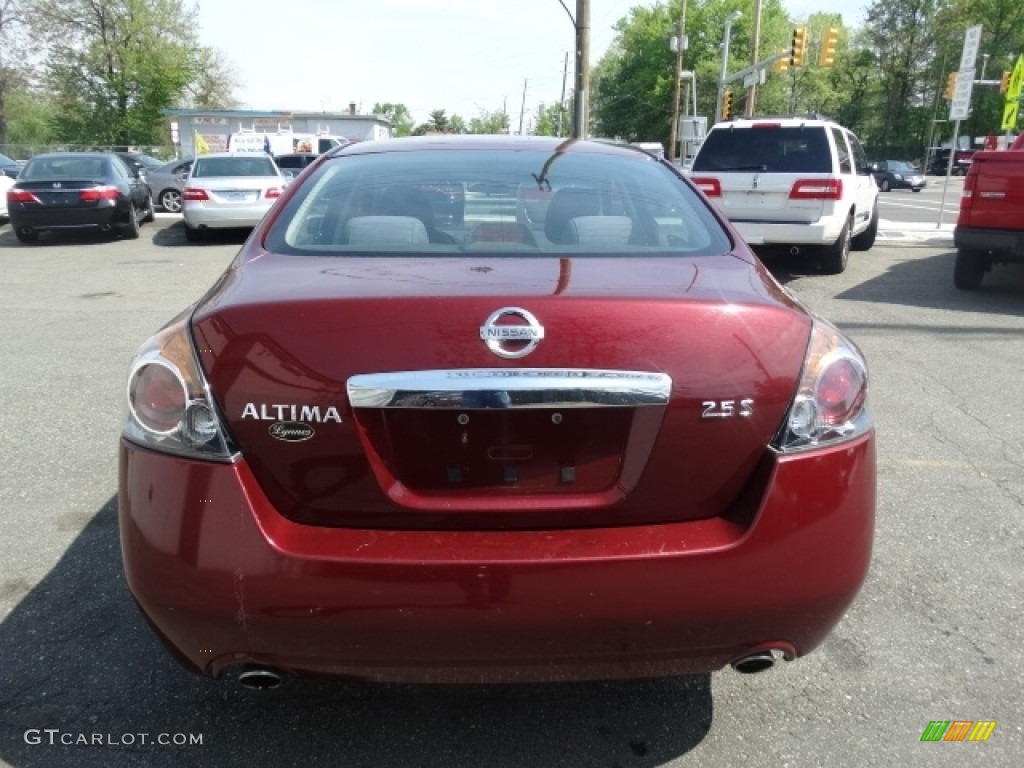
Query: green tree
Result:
<box><xmin>468</xmin><ymin>109</ymin><xmax>509</xmax><ymax>134</ymax></box>
<box><xmin>533</xmin><ymin>101</ymin><xmax>570</xmax><ymax>137</ymax></box>
<box><xmin>31</xmin><ymin>0</ymin><xmax>212</xmax><ymax>145</ymax></box>
<box><xmin>372</xmin><ymin>102</ymin><xmax>414</xmax><ymax>137</ymax></box>
<box><xmin>181</xmin><ymin>47</ymin><xmax>240</xmax><ymax>110</ymax></box>
<box><xmin>0</xmin><ymin>0</ymin><xmax>31</xmax><ymax>145</ymax></box>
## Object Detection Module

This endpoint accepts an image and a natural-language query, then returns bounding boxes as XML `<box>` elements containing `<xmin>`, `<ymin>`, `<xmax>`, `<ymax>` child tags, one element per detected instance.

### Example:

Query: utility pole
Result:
<box><xmin>519</xmin><ymin>79</ymin><xmax>528</xmax><ymax>135</ymax></box>
<box><xmin>573</xmin><ymin>0</ymin><xmax>590</xmax><ymax>138</ymax></box>
<box><xmin>668</xmin><ymin>0</ymin><xmax>688</xmax><ymax>162</ymax></box>
<box><xmin>559</xmin><ymin>51</ymin><xmax>569</xmax><ymax>137</ymax></box>
<box><xmin>746</xmin><ymin>0</ymin><xmax>763</xmax><ymax>115</ymax></box>
<box><xmin>558</xmin><ymin>0</ymin><xmax>589</xmax><ymax>138</ymax></box>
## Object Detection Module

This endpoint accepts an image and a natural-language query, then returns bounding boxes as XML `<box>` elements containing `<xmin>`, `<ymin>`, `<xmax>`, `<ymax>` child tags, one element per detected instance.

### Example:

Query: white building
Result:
<box><xmin>164</xmin><ymin>107</ymin><xmax>393</xmax><ymax>156</ymax></box>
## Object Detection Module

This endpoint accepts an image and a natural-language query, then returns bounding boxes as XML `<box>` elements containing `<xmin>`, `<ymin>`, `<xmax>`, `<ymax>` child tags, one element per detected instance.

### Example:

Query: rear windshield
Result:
<box><xmin>692</xmin><ymin>126</ymin><xmax>831</xmax><ymax>173</ymax></box>
<box><xmin>192</xmin><ymin>156</ymin><xmax>278</xmax><ymax>178</ymax></box>
<box><xmin>263</xmin><ymin>148</ymin><xmax>731</xmax><ymax>258</ymax></box>
<box><xmin>21</xmin><ymin>156</ymin><xmax>110</xmax><ymax>180</ymax></box>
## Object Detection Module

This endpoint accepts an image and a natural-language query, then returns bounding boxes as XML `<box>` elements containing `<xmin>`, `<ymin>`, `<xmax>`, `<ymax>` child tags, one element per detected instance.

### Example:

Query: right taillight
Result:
<box><xmin>789</xmin><ymin>178</ymin><xmax>843</xmax><ymax>200</ymax></box>
<box><xmin>773</xmin><ymin>319</ymin><xmax>871</xmax><ymax>453</ymax></box>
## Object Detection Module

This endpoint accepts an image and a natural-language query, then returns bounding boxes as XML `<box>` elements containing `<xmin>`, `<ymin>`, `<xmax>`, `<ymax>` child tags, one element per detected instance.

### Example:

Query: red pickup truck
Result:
<box><xmin>953</xmin><ymin>134</ymin><xmax>1024</xmax><ymax>289</ymax></box>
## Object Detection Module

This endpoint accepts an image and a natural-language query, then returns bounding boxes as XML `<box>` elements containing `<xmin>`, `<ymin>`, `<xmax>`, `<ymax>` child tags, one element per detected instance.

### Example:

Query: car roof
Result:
<box><xmin>331</xmin><ymin>135</ymin><xmax>649</xmax><ymax>159</ymax></box>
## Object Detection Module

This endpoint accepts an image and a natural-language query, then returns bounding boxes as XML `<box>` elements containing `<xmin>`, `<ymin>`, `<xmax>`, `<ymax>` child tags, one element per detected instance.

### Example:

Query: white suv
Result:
<box><xmin>689</xmin><ymin>116</ymin><xmax>879</xmax><ymax>273</ymax></box>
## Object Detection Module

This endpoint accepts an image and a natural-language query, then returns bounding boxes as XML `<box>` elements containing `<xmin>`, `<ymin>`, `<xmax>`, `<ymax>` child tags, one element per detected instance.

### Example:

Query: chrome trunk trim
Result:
<box><xmin>347</xmin><ymin>369</ymin><xmax>672</xmax><ymax>409</ymax></box>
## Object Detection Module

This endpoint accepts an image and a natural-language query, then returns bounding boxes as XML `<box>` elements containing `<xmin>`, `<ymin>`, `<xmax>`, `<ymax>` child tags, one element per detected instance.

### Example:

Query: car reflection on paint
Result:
<box><xmin>120</xmin><ymin>135</ymin><xmax>875</xmax><ymax>688</ymax></box>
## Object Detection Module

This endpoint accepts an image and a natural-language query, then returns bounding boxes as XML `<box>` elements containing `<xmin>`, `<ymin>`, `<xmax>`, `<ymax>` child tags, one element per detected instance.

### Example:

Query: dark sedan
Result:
<box><xmin>0</xmin><ymin>151</ymin><xmax>21</xmax><ymax>179</ymax></box>
<box><xmin>870</xmin><ymin>160</ymin><xmax>926</xmax><ymax>192</ymax></box>
<box><xmin>120</xmin><ymin>136</ymin><xmax>875</xmax><ymax>688</ymax></box>
<box><xmin>6</xmin><ymin>152</ymin><xmax>154</xmax><ymax>243</ymax></box>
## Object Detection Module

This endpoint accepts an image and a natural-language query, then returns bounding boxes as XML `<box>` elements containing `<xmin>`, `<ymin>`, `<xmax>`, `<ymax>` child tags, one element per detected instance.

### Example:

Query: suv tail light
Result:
<box><xmin>789</xmin><ymin>179</ymin><xmax>843</xmax><ymax>200</ymax></box>
<box><xmin>183</xmin><ymin>187</ymin><xmax>210</xmax><ymax>201</ymax></box>
<box><xmin>124</xmin><ymin>312</ymin><xmax>236</xmax><ymax>462</ymax></box>
<box><xmin>691</xmin><ymin>177</ymin><xmax>722</xmax><ymax>197</ymax></box>
<box><xmin>79</xmin><ymin>185</ymin><xmax>121</xmax><ymax>202</ymax></box>
<box><xmin>773</xmin><ymin>319</ymin><xmax>871</xmax><ymax>453</ymax></box>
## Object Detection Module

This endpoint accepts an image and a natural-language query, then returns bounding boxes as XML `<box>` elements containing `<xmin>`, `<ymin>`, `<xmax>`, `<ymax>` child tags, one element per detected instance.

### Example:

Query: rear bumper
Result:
<box><xmin>732</xmin><ymin>219</ymin><xmax>845</xmax><ymax>247</ymax></box>
<box><xmin>119</xmin><ymin>434</ymin><xmax>875</xmax><ymax>684</ymax></box>
<box><xmin>9</xmin><ymin>204</ymin><xmax>125</xmax><ymax>231</ymax></box>
<box><xmin>183</xmin><ymin>202</ymin><xmax>272</xmax><ymax>229</ymax></box>
<box><xmin>954</xmin><ymin>227</ymin><xmax>1024</xmax><ymax>260</ymax></box>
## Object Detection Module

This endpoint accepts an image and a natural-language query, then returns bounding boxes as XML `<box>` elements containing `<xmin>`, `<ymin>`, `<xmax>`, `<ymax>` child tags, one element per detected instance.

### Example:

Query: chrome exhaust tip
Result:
<box><xmin>731</xmin><ymin>651</ymin><xmax>777</xmax><ymax>674</ymax></box>
<box><xmin>237</xmin><ymin>665</ymin><xmax>284</xmax><ymax>690</ymax></box>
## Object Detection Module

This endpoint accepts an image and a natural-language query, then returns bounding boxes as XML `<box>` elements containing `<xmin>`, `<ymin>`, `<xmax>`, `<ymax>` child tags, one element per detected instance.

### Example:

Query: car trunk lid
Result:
<box><xmin>192</xmin><ymin>254</ymin><xmax>811</xmax><ymax>530</ymax></box>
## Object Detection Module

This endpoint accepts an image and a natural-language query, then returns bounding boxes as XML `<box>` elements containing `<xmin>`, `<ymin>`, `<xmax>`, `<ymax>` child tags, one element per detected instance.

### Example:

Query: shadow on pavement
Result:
<box><xmin>152</xmin><ymin>221</ymin><xmax>251</xmax><ymax>248</ymax></box>
<box><xmin>0</xmin><ymin>496</ymin><xmax>713</xmax><ymax>768</ymax></box>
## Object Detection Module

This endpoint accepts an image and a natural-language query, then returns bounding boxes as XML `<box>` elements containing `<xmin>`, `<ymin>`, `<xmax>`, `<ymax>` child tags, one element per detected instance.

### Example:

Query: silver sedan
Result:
<box><xmin>182</xmin><ymin>153</ymin><xmax>285</xmax><ymax>242</ymax></box>
<box><xmin>146</xmin><ymin>158</ymin><xmax>193</xmax><ymax>213</ymax></box>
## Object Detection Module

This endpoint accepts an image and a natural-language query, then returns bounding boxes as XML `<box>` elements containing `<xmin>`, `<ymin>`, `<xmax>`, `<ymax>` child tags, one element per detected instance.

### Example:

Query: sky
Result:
<box><xmin>196</xmin><ymin>0</ymin><xmax>870</xmax><ymax>126</ymax></box>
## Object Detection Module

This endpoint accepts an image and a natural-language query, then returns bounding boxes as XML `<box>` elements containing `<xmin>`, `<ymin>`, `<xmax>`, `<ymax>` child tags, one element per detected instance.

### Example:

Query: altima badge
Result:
<box><xmin>480</xmin><ymin>307</ymin><xmax>544</xmax><ymax>359</ymax></box>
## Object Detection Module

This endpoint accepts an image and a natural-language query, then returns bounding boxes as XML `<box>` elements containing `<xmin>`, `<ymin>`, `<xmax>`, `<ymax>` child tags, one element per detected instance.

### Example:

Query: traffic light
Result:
<box><xmin>775</xmin><ymin>49</ymin><xmax>789</xmax><ymax>75</ymax></box>
<box><xmin>722</xmin><ymin>91</ymin><xmax>734</xmax><ymax>120</ymax></box>
<box><xmin>819</xmin><ymin>27</ymin><xmax>839</xmax><ymax>68</ymax></box>
<box><xmin>943</xmin><ymin>71</ymin><xmax>957</xmax><ymax>100</ymax></box>
<box><xmin>790</xmin><ymin>27</ymin><xmax>808</xmax><ymax>67</ymax></box>
<box><xmin>1000</xmin><ymin>71</ymin><xmax>1011</xmax><ymax>94</ymax></box>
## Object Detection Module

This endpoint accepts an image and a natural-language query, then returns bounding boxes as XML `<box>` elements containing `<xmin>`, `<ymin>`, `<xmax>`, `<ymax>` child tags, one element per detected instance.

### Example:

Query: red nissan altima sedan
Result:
<box><xmin>119</xmin><ymin>135</ymin><xmax>875</xmax><ymax>688</ymax></box>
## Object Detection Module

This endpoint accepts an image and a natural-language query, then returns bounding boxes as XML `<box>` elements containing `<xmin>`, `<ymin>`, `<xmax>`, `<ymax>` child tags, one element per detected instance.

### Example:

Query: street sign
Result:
<box><xmin>958</xmin><ymin>25</ymin><xmax>983</xmax><ymax>73</ymax></box>
<box><xmin>1007</xmin><ymin>54</ymin><xmax>1024</xmax><ymax>101</ymax></box>
<box><xmin>1001</xmin><ymin>101</ymin><xmax>1019</xmax><ymax>132</ymax></box>
<box><xmin>949</xmin><ymin>69</ymin><xmax>975</xmax><ymax>121</ymax></box>
<box><xmin>1000</xmin><ymin>55</ymin><xmax>1023</xmax><ymax>131</ymax></box>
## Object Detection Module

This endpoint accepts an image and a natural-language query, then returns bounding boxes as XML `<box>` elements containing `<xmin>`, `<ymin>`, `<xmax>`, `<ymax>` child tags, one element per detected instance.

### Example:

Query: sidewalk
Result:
<box><xmin>876</xmin><ymin>218</ymin><xmax>955</xmax><ymax>244</ymax></box>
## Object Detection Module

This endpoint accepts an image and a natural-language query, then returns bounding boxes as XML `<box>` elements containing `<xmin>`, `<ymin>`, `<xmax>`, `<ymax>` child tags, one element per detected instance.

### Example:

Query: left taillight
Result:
<box><xmin>690</xmin><ymin>177</ymin><xmax>722</xmax><ymax>197</ymax></box>
<box><xmin>773</xmin><ymin>318</ymin><xmax>871</xmax><ymax>453</ymax></box>
<box><xmin>124</xmin><ymin>313</ymin><xmax>236</xmax><ymax>461</ymax></box>
<box><xmin>8</xmin><ymin>189</ymin><xmax>40</xmax><ymax>203</ymax></box>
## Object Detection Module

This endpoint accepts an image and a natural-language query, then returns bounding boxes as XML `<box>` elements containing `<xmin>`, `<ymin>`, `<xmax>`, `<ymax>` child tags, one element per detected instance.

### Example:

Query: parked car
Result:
<box><xmin>0</xmin><ymin>152</ymin><xmax>21</xmax><ymax>179</ymax></box>
<box><xmin>6</xmin><ymin>152</ymin><xmax>154</xmax><ymax>243</ymax></box>
<box><xmin>146</xmin><ymin>157</ymin><xmax>193</xmax><ymax>213</ymax></box>
<box><xmin>870</xmin><ymin>160</ymin><xmax>926</xmax><ymax>192</ymax></box>
<box><xmin>926</xmin><ymin>147</ymin><xmax>975</xmax><ymax>176</ymax></box>
<box><xmin>181</xmin><ymin>152</ymin><xmax>285</xmax><ymax>241</ymax></box>
<box><xmin>0</xmin><ymin>173</ymin><xmax>14</xmax><ymax>219</ymax></box>
<box><xmin>273</xmin><ymin>152</ymin><xmax>319</xmax><ymax>181</ymax></box>
<box><xmin>952</xmin><ymin>133</ymin><xmax>1024</xmax><ymax>289</ymax></box>
<box><xmin>120</xmin><ymin>135</ymin><xmax>876</xmax><ymax>688</ymax></box>
<box><xmin>689</xmin><ymin>116</ymin><xmax>879</xmax><ymax>274</ymax></box>
<box><xmin>115</xmin><ymin>152</ymin><xmax>165</xmax><ymax>175</ymax></box>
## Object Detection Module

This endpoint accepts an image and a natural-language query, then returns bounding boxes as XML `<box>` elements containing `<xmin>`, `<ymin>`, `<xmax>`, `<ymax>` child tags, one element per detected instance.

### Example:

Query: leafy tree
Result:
<box><xmin>372</xmin><ymin>102</ymin><xmax>415</xmax><ymax>137</ymax></box>
<box><xmin>0</xmin><ymin>0</ymin><xmax>31</xmax><ymax>145</ymax></box>
<box><xmin>533</xmin><ymin>101</ymin><xmax>570</xmax><ymax>137</ymax></box>
<box><xmin>181</xmin><ymin>47</ymin><xmax>240</xmax><ymax>110</ymax></box>
<box><xmin>30</xmin><ymin>0</ymin><xmax>213</xmax><ymax>145</ymax></box>
<box><xmin>447</xmin><ymin>113</ymin><xmax>467</xmax><ymax>134</ymax></box>
<box><xmin>468</xmin><ymin>109</ymin><xmax>509</xmax><ymax>135</ymax></box>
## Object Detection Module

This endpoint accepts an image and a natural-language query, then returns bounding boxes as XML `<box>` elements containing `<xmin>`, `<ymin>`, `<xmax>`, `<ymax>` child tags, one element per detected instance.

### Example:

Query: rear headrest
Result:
<box><xmin>346</xmin><ymin>216</ymin><xmax>429</xmax><ymax>245</ymax></box>
<box><xmin>568</xmin><ymin>215</ymin><xmax>633</xmax><ymax>246</ymax></box>
<box><xmin>544</xmin><ymin>188</ymin><xmax>601</xmax><ymax>243</ymax></box>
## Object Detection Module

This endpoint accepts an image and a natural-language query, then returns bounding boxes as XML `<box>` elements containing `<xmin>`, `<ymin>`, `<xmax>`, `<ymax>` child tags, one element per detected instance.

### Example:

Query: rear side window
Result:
<box><xmin>692</xmin><ymin>127</ymin><xmax>831</xmax><ymax>173</ymax></box>
<box><xmin>831</xmin><ymin>128</ymin><xmax>853</xmax><ymax>174</ymax></box>
<box><xmin>264</xmin><ymin>148</ymin><xmax>731</xmax><ymax>258</ymax></box>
